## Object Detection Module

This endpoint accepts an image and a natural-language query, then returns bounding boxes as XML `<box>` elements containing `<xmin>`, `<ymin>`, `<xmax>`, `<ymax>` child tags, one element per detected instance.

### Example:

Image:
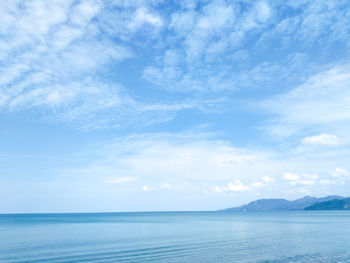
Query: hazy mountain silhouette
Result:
<box><xmin>221</xmin><ymin>196</ymin><xmax>343</xmax><ymax>211</ymax></box>
<box><xmin>305</xmin><ymin>198</ymin><xmax>350</xmax><ymax>210</ymax></box>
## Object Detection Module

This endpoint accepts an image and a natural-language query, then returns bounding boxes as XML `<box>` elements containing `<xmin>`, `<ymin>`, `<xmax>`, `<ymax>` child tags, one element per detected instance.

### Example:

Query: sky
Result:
<box><xmin>1</xmin><ymin>0</ymin><xmax>350</xmax><ymax>213</ymax></box>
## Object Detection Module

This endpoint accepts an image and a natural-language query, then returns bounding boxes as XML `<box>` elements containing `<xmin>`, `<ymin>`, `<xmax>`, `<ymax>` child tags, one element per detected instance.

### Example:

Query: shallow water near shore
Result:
<box><xmin>1</xmin><ymin>211</ymin><xmax>350</xmax><ymax>263</ymax></box>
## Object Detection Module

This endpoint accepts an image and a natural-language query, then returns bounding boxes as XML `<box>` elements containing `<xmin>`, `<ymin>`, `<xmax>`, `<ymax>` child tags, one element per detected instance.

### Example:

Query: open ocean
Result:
<box><xmin>1</xmin><ymin>211</ymin><xmax>350</xmax><ymax>263</ymax></box>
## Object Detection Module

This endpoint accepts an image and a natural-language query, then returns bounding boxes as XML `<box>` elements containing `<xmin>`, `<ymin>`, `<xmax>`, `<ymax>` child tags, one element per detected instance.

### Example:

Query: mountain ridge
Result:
<box><xmin>220</xmin><ymin>195</ymin><xmax>344</xmax><ymax>212</ymax></box>
<box><xmin>305</xmin><ymin>198</ymin><xmax>350</xmax><ymax>210</ymax></box>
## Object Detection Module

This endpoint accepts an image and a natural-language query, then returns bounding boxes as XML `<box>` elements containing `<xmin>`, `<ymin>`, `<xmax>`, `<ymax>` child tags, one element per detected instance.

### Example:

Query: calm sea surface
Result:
<box><xmin>1</xmin><ymin>211</ymin><xmax>350</xmax><ymax>263</ymax></box>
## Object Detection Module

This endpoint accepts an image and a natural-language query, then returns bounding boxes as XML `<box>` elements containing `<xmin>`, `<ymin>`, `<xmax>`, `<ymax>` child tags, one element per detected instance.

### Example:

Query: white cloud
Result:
<box><xmin>71</xmin><ymin>0</ymin><xmax>101</xmax><ymax>26</ymax></box>
<box><xmin>129</xmin><ymin>7</ymin><xmax>163</xmax><ymax>30</ymax></box>
<box><xmin>331</xmin><ymin>167</ymin><xmax>349</xmax><ymax>178</ymax></box>
<box><xmin>161</xmin><ymin>183</ymin><xmax>175</xmax><ymax>189</ymax></box>
<box><xmin>319</xmin><ymin>179</ymin><xmax>333</xmax><ymax>186</ymax></box>
<box><xmin>143</xmin><ymin>0</ymin><xmax>350</xmax><ymax>96</ymax></box>
<box><xmin>261</xmin><ymin>176</ymin><xmax>274</xmax><ymax>183</ymax></box>
<box><xmin>254</xmin><ymin>1</ymin><xmax>272</xmax><ymax>23</ymax></box>
<box><xmin>214</xmin><ymin>186</ymin><xmax>222</xmax><ymax>193</ymax></box>
<box><xmin>283</xmin><ymin>172</ymin><xmax>320</xmax><ymax>187</ymax></box>
<box><xmin>318</xmin><ymin>168</ymin><xmax>350</xmax><ymax>186</ymax></box>
<box><xmin>302</xmin><ymin>133</ymin><xmax>340</xmax><ymax>146</ymax></box>
<box><xmin>3</xmin><ymin>0</ymin><xmax>350</xmax><ymax>131</ymax></box>
<box><xmin>143</xmin><ymin>0</ymin><xmax>277</xmax><ymax>93</ymax></box>
<box><xmin>224</xmin><ymin>179</ymin><xmax>268</xmax><ymax>192</ymax></box>
<box><xmin>303</xmin><ymin>174</ymin><xmax>319</xmax><ymax>180</ymax></box>
<box><xmin>0</xmin><ymin>1</ymin><xmax>122</xmax><ymax>108</ymax></box>
<box><xmin>295</xmin><ymin>180</ymin><xmax>315</xmax><ymax>186</ymax></box>
<box><xmin>63</xmin><ymin>132</ymin><xmax>285</xmax><ymax>191</ymax></box>
<box><xmin>0</xmin><ymin>1</ymin><xmax>174</xmax><ymax>128</ymax></box>
<box><xmin>263</xmin><ymin>66</ymin><xmax>350</xmax><ymax>138</ymax></box>
<box><xmin>142</xmin><ymin>185</ymin><xmax>149</xmax><ymax>191</ymax></box>
<box><xmin>104</xmin><ymin>177</ymin><xmax>137</xmax><ymax>184</ymax></box>
<box><xmin>57</xmin><ymin>130</ymin><xmax>350</xmax><ymax>202</ymax></box>
<box><xmin>227</xmin><ymin>180</ymin><xmax>251</xmax><ymax>192</ymax></box>
<box><xmin>283</xmin><ymin>173</ymin><xmax>300</xmax><ymax>181</ymax></box>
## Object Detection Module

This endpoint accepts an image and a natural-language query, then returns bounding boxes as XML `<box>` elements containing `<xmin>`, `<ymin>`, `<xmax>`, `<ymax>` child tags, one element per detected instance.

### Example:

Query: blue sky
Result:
<box><xmin>1</xmin><ymin>0</ymin><xmax>350</xmax><ymax>213</ymax></box>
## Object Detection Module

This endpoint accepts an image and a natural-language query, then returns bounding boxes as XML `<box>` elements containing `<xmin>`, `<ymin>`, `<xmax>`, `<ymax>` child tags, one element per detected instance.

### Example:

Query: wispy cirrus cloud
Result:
<box><xmin>0</xmin><ymin>1</ymin><xmax>123</xmax><ymax>107</ymax></box>
<box><xmin>0</xmin><ymin>0</ymin><xmax>171</xmax><ymax>128</ymax></box>
<box><xmin>262</xmin><ymin>65</ymin><xmax>350</xmax><ymax>141</ymax></box>
<box><xmin>2</xmin><ymin>0</ymin><xmax>350</xmax><ymax>128</ymax></box>
<box><xmin>143</xmin><ymin>0</ymin><xmax>350</xmax><ymax>94</ymax></box>
<box><xmin>58</xmin><ymin>131</ymin><xmax>350</xmax><ymax>202</ymax></box>
<box><xmin>143</xmin><ymin>0</ymin><xmax>276</xmax><ymax>93</ymax></box>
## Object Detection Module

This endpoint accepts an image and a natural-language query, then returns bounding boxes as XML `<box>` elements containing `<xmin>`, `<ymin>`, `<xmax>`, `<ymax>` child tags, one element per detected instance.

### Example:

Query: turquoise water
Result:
<box><xmin>1</xmin><ymin>211</ymin><xmax>350</xmax><ymax>263</ymax></box>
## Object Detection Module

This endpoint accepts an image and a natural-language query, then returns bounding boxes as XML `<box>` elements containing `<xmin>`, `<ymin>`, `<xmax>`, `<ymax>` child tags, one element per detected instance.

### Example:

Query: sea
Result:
<box><xmin>1</xmin><ymin>211</ymin><xmax>350</xmax><ymax>263</ymax></box>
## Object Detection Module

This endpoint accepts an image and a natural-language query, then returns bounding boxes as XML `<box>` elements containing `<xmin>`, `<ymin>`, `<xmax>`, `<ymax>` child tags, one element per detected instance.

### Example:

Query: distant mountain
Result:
<box><xmin>220</xmin><ymin>196</ymin><xmax>343</xmax><ymax>212</ymax></box>
<box><xmin>305</xmin><ymin>198</ymin><xmax>350</xmax><ymax>210</ymax></box>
